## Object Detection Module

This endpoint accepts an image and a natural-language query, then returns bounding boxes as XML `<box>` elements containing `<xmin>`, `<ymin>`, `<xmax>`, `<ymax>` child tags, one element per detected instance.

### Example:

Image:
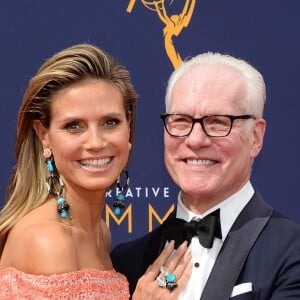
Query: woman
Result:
<box><xmin>0</xmin><ymin>44</ymin><xmax>191</xmax><ymax>299</ymax></box>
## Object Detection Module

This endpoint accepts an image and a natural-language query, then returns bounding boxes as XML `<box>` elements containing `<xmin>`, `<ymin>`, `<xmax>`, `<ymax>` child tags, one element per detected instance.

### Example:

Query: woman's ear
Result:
<box><xmin>33</xmin><ymin>120</ymin><xmax>50</xmax><ymax>147</ymax></box>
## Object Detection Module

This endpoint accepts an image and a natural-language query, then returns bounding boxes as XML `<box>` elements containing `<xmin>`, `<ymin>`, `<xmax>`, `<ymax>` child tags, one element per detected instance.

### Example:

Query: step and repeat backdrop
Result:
<box><xmin>0</xmin><ymin>1</ymin><xmax>299</xmax><ymax>249</ymax></box>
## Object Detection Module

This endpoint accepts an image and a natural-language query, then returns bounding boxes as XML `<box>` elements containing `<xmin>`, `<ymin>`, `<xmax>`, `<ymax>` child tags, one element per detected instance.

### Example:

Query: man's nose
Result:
<box><xmin>185</xmin><ymin>122</ymin><xmax>211</xmax><ymax>146</ymax></box>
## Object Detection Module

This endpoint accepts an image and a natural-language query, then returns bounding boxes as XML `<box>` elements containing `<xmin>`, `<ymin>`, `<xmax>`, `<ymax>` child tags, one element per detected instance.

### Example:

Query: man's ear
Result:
<box><xmin>33</xmin><ymin>120</ymin><xmax>50</xmax><ymax>147</ymax></box>
<box><xmin>250</xmin><ymin>118</ymin><xmax>266</xmax><ymax>159</ymax></box>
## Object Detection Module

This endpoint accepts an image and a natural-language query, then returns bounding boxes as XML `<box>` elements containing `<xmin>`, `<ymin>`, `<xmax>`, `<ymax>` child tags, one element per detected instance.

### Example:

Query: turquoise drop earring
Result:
<box><xmin>113</xmin><ymin>169</ymin><xmax>130</xmax><ymax>216</ymax></box>
<box><xmin>44</xmin><ymin>147</ymin><xmax>70</xmax><ymax>219</ymax></box>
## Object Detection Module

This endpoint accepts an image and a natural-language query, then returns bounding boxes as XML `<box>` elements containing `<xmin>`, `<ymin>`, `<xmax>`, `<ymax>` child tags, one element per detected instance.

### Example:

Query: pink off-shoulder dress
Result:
<box><xmin>0</xmin><ymin>267</ymin><xmax>129</xmax><ymax>299</ymax></box>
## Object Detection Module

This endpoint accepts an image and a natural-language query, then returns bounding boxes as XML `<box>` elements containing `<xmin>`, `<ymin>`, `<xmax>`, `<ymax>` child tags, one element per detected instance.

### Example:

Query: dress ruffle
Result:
<box><xmin>0</xmin><ymin>267</ymin><xmax>129</xmax><ymax>299</ymax></box>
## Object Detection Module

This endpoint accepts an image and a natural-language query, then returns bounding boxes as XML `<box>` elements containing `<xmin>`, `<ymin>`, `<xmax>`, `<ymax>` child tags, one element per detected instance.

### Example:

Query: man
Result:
<box><xmin>111</xmin><ymin>53</ymin><xmax>300</xmax><ymax>299</ymax></box>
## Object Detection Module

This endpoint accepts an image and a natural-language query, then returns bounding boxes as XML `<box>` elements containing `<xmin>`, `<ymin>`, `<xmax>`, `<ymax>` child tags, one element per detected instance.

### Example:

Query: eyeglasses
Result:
<box><xmin>160</xmin><ymin>113</ymin><xmax>256</xmax><ymax>138</ymax></box>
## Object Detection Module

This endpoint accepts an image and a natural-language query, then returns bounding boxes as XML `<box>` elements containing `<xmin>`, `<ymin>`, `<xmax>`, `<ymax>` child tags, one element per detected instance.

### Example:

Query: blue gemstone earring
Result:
<box><xmin>44</xmin><ymin>147</ymin><xmax>70</xmax><ymax>219</ymax></box>
<box><xmin>113</xmin><ymin>169</ymin><xmax>130</xmax><ymax>216</ymax></box>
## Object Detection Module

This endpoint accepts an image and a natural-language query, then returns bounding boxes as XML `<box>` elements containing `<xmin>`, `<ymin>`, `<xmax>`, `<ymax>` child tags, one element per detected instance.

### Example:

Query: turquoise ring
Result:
<box><xmin>156</xmin><ymin>267</ymin><xmax>177</xmax><ymax>290</ymax></box>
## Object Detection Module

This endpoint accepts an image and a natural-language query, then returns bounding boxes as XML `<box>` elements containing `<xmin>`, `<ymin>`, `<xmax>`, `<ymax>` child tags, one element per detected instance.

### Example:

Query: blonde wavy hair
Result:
<box><xmin>0</xmin><ymin>44</ymin><xmax>138</xmax><ymax>254</ymax></box>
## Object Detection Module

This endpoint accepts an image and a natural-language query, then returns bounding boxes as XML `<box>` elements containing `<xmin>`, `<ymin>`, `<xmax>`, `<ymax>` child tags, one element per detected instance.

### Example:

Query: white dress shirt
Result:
<box><xmin>177</xmin><ymin>181</ymin><xmax>255</xmax><ymax>300</ymax></box>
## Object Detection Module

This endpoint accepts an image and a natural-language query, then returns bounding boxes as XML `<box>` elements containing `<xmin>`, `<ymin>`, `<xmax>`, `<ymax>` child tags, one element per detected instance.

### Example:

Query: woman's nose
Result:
<box><xmin>85</xmin><ymin>128</ymin><xmax>106</xmax><ymax>150</ymax></box>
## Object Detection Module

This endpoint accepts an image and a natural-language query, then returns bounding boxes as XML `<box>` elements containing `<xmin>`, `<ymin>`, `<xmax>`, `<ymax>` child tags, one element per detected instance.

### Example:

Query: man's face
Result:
<box><xmin>164</xmin><ymin>63</ymin><xmax>265</xmax><ymax>212</ymax></box>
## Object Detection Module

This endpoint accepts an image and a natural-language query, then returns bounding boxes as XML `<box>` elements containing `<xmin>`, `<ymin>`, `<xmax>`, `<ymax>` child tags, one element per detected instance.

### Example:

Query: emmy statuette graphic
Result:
<box><xmin>126</xmin><ymin>0</ymin><xmax>196</xmax><ymax>69</ymax></box>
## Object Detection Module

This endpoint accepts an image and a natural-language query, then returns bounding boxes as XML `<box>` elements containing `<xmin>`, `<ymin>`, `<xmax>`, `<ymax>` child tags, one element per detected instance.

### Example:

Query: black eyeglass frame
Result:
<box><xmin>160</xmin><ymin>113</ymin><xmax>256</xmax><ymax>138</ymax></box>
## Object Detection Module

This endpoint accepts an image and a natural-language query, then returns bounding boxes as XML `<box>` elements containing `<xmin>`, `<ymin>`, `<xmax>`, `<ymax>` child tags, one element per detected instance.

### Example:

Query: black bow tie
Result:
<box><xmin>163</xmin><ymin>209</ymin><xmax>222</xmax><ymax>249</ymax></box>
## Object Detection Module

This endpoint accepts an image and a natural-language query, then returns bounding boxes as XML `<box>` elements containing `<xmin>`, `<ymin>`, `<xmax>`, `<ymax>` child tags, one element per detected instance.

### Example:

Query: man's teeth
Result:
<box><xmin>80</xmin><ymin>158</ymin><xmax>111</xmax><ymax>167</ymax></box>
<box><xmin>186</xmin><ymin>159</ymin><xmax>216</xmax><ymax>166</ymax></box>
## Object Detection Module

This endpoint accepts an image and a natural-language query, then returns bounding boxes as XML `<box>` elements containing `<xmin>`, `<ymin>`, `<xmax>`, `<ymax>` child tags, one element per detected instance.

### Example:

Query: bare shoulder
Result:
<box><xmin>1</xmin><ymin>218</ymin><xmax>77</xmax><ymax>275</ymax></box>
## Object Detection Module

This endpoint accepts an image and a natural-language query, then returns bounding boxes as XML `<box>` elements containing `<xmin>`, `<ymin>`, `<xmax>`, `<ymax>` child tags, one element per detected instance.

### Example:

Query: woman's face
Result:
<box><xmin>35</xmin><ymin>79</ymin><xmax>131</xmax><ymax>194</ymax></box>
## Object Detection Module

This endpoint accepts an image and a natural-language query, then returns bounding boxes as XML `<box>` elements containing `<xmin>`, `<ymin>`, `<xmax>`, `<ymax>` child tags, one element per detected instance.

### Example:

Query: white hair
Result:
<box><xmin>165</xmin><ymin>52</ymin><xmax>266</xmax><ymax>118</ymax></box>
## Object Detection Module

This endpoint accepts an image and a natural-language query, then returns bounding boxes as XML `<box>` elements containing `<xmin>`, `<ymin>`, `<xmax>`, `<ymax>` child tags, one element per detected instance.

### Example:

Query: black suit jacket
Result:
<box><xmin>111</xmin><ymin>193</ymin><xmax>300</xmax><ymax>299</ymax></box>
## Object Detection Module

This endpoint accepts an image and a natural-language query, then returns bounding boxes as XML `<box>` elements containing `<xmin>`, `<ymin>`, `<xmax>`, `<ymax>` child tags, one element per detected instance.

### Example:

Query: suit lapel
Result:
<box><xmin>141</xmin><ymin>210</ymin><xmax>177</xmax><ymax>271</ymax></box>
<box><xmin>201</xmin><ymin>193</ymin><xmax>273</xmax><ymax>300</ymax></box>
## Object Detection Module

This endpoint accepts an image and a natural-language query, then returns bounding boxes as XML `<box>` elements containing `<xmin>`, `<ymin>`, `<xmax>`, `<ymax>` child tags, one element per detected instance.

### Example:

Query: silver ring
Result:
<box><xmin>156</xmin><ymin>274</ymin><xmax>167</xmax><ymax>288</ymax></box>
<box><xmin>160</xmin><ymin>267</ymin><xmax>169</xmax><ymax>276</ymax></box>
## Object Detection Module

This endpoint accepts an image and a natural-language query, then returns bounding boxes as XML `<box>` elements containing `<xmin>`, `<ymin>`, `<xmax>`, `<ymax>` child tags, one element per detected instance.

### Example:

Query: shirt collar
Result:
<box><xmin>176</xmin><ymin>181</ymin><xmax>254</xmax><ymax>241</ymax></box>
